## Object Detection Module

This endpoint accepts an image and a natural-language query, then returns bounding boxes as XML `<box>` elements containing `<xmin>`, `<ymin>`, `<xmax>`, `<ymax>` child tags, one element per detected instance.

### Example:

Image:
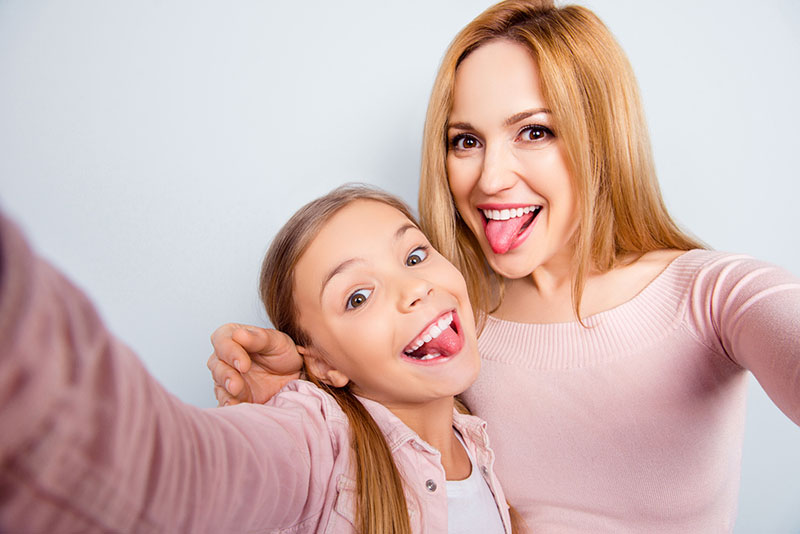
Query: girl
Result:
<box><xmin>209</xmin><ymin>1</ymin><xmax>800</xmax><ymax>532</ymax></box>
<box><xmin>0</xmin><ymin>185</ymin><xmax>512</xmax><ymax>533</ymax></box>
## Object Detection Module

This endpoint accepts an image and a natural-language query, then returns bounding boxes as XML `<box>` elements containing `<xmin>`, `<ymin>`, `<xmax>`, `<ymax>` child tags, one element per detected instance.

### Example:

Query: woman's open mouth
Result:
<box><xmin>401</xmin><ymin>310</ymin><xmax>463</xmax><ymax>362</ymax></box>
<box><xmin>480</xmin><ymin>205</ymin><xmax>542</xmax><ymax>254</ymax></box>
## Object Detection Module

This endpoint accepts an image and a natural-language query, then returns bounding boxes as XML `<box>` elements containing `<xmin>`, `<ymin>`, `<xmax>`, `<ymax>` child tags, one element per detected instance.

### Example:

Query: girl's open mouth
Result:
<box><xmin>402</xmin><ymin>310</ymin><xmax>463</xmax><ymax>362</ymax></box>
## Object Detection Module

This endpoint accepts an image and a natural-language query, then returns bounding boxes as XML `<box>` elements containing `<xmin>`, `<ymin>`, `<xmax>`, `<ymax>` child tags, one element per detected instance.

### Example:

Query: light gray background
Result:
<box><xmin>0</xmin><ymin>1</ymin><xmax>797</xmax><ymax>531</ymax></box>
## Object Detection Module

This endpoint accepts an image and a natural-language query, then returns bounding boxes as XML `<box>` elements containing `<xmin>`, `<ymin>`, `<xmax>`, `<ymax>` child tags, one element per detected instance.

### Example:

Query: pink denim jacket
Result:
<box><xmin>0</xmin><ymin>215</ymin><xmax>511</xmax><ymax>533</ymax></box>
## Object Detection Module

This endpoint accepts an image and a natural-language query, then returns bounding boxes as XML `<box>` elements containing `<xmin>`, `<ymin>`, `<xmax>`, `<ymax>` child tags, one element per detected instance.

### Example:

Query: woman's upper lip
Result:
<box><xmin>476</xmin><ymin>202</ymin><xmax>540</xmax><ymax>210</ymax></box>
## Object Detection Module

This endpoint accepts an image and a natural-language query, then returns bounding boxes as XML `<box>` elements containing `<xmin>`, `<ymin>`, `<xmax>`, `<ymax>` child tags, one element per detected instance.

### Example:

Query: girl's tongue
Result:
<box><xmin>484</xmin><ymin>212</ymin><xmax>533</xmax><ymax>254</ymax></box>
<box><xmin>407</xmin><ymin>326</ymin><xmax>462</xmax><ymax>359</ymax></box>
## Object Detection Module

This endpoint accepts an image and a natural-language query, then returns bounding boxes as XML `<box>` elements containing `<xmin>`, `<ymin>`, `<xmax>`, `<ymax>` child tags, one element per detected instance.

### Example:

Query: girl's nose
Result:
<box><xmin>399</xmin><ymin>275</ymin><xmax>433</xmax><ymax>312</ymax></box>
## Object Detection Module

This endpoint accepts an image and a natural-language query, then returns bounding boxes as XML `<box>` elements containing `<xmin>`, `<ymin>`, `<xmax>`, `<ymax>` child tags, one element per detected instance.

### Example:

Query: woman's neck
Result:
<box><xmin>496</xmin><ymin>252</ymin><xmax>576</xmax><ymax>323</ymax></box>
<box><xmin>494</xmin><ymin>248</ymin><xmax>686</xmax><ymax>324</ymax></box>
<box><xmin>387</xmin><ymin>396</ymin><xmax>471</xmax><ymax>481</ymax></box>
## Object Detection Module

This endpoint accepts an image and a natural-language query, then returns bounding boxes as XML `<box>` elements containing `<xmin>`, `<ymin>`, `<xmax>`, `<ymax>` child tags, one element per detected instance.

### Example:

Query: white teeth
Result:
<box><xmin>404</xmin><ymin>312</ymin><xmax>454</xmax><ymax>356</ymax></box>
<box><xmin>482</xmin><ymin>206</ymin><xmax>539</xmax><ymax>221</ymax></box>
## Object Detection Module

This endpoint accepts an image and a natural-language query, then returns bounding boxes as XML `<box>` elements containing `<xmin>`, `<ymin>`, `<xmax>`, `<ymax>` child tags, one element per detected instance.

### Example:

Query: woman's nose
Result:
<box><xmin>478</xmin><ymin>142</ymin><xmax>517</xmax><ymax>195</ymax></box>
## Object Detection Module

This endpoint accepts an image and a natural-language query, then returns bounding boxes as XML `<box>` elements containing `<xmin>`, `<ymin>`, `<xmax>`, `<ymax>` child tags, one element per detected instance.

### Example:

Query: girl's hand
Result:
<box><xmin>207</xmin><ymin>323</ymin><xmax>302</xmax><ymax>406</ymax></box>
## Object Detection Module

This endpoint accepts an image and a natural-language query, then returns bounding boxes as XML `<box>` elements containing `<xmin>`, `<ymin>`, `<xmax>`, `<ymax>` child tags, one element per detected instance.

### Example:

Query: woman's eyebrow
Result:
<box><xmin>447</xmin><ymin>121</ymin><xmax>473</xmax><ymax>131</ymax></box>
<box><xmin>503</xmin><ymin>108</ymin><xmax>550</xmax><ymax>127</ymax></box>
<box><xmin>447</xmin><ymin>108</ymin><xmax>551</xmax><ymax>131</ymax></box>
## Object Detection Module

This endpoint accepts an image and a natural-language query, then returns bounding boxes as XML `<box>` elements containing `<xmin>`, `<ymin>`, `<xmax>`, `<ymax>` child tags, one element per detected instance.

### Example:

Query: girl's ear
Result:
<box><xmin>298</xmin><ymin>345</ymin><xmax>350</xmax><ymax>388</ymax></box>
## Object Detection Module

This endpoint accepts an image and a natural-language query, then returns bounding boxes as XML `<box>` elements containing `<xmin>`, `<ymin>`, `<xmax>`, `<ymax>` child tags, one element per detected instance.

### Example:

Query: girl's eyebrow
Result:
<box><xmin>320</xmin><ymin>258</ymin><xmax>364</xmax><ymax>298</ymax></box>
<box><xmin>394</xmin><ymin>222</ymin><xmax>418</xmax><ymax>241</ymax></box>
<box><xmin>319</xmin><ymin>222</ymin><xmax>420</xmax><ymax>299</ymax></box>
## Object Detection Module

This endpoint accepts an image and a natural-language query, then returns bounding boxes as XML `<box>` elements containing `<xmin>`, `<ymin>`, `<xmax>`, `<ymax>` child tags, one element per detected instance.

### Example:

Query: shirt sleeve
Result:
<box><xmin>690</xmin><ymin>252</ymin><xmax>800</xmax><ymax>426</ymax></box>
<box><xmin>0</xmin><ymin>214</ymin><xmax>337</xmax><ymax>533</ymax></box>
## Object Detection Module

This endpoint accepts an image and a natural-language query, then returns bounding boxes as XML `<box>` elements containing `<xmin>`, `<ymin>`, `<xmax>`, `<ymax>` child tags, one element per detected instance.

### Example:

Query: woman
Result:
<box><xmin>208</xmin><ymin>1</ymin><xmax>800</xmax><ymax>531</ymax></box>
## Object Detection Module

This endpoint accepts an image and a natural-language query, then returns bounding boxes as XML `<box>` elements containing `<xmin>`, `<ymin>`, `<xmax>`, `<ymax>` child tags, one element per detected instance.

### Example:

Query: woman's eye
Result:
<box><xmin>406</xmin><ymin>246</ymin><xmax>428</xmax><ymax>266</ymax></box>
<box><xmin>346</xmin><ymin>289</ymin><xmax>372</xmax><ymax>310</ymax></box>
<box><xmin>518</xmin><ymin>125</ymin><xmax>553</xmax><ymax>142</ymax></box>
<box><xmin>451</xmin><ymin>134</ymin><xmax>481</xmax><ymax>151</ymax></box>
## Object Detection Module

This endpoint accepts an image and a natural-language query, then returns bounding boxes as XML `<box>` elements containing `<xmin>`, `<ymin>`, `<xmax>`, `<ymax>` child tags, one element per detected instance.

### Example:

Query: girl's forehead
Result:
<box><xmin>318</xmin><ymin>200</ymin><xmax>414</xmax><ymax>238</ymax></box>
<box><xmin>293</xmin><ymin>201</ymin><xmax>421</xmax><ymax>300</ymax></box>
<box><xmin>303</xmin><ymin>201</ymin><xmax>418</xmax><ymax>264</ymax></box>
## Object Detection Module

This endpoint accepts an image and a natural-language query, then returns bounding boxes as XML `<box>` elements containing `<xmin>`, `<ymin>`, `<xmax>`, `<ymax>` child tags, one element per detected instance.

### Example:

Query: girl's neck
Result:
<box><xmin>385</xmin><ymin>396</ymin><xmax>471</xmax><ymax>480</ymax></box>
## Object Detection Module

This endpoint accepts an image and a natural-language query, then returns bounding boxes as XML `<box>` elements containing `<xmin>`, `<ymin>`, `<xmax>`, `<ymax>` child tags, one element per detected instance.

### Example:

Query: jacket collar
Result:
<box><xmin>354</xmin><ymin>394</ymin><xmax>490</xmax><ymax>455</ymax></box>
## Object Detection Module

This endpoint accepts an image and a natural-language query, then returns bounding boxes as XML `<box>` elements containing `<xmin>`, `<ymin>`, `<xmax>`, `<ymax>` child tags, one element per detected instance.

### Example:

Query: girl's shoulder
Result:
<box><xmin>265</xmin><ymin>379</ymin><xmax>350</xmax><ymax>427</ymax></box>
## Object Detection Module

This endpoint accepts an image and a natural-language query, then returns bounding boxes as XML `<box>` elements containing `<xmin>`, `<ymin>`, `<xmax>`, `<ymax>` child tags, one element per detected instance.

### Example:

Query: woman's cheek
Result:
<box><xmin>446</xmin><ymin>161</ymin><xmax>474</xmax><ymax>211</ymax></box>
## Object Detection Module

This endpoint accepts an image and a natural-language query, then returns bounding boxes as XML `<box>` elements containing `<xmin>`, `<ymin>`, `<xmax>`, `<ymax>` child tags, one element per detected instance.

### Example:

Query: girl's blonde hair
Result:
<box><xmin>259</xmin><ymin>184</ymin><xmax>416</xmax><ymax>534</ymax></box>
<box><xmin>420</xmin><ymin>0</ymin><xmax>704</xmax><ymax>324</ymax></box>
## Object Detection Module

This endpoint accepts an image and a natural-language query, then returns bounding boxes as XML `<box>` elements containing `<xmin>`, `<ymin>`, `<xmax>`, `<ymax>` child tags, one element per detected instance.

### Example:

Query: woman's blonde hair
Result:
<box><xmin>420</xmin><ymin>0</ymin><xmax>704</xmax><ymax>323</ymax></box>
<box><xmin>259</xmin><ymin>184</ymin><xmax>415</xmax><ymax>534</ymax></box>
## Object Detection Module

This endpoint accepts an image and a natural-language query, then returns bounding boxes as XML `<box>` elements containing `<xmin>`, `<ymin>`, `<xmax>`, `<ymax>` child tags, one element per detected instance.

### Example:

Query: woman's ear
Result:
<box><xmin>297</xmin><ymin>345</ymin><xmax>350</xmax><ymax>388</ymax></box>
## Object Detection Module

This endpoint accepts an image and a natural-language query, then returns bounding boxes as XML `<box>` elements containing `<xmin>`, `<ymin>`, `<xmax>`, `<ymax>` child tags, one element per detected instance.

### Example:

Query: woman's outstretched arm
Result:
<box><xmin>691</xmin><ymin>253</ymin><xmax>800</xmax><ymax>425</ymax></box>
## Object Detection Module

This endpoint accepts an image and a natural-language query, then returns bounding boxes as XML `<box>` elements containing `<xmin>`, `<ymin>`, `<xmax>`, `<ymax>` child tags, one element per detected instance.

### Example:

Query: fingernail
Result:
<box><xmin>234</xmin><ymin>360</ymin><xmax>241</xmax><ymax>372</ymax></box>
<box><xmin>245</xmin><ymin>327</ymin><xmax>259</xmax><ymax>334</ymax></box>
<box><xmin>223</xmin><ymin>399</ymin><xmax>230</xmax><ymax>407</ymax></box>
<box><xmin>225</xmin><ymin>378</ymin><xmax>231</xmax><ymax>392</ymax></box>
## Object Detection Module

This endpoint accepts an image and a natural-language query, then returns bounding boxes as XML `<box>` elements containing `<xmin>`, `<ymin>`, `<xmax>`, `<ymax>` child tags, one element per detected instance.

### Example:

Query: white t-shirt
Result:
<box><xmin>447</xmin><ymin>432</ymin><xmax>506</xmax><ymax>534</ymax></box>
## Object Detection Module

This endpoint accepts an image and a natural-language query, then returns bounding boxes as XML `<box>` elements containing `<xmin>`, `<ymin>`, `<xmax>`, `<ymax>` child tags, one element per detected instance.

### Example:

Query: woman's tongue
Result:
<box><xmin>409</xmin><ymin>327</ymin><xmax>462</xmax><ymax>359</ymax></box>
<box><xmin>484</xmin><ymin>214</ymin><xmax>530</xmax><ymax>254</ymax></box>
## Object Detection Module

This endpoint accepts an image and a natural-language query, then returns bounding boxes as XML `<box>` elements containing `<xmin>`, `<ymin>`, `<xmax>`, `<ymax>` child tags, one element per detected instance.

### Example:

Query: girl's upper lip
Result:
<box><xmin>403</xmin><ymin>309</ymin><xmax>457</xmax><ymax>349</ymax></box>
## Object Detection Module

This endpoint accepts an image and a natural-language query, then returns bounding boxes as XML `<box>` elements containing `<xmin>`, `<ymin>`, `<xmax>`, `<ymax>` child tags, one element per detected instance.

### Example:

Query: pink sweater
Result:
<box><xmin>0</xmin><ymin>215</ymin><xmax>511</xmax><ymax>533</ymax></box>
<box><xmin>462</xmin><ymin>250</ymin><xmax>800</xmax><ymax>532</ymax></box>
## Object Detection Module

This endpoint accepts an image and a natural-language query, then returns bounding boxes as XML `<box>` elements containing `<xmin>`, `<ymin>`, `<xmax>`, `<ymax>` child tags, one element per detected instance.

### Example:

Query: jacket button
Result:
<box><xmin>425</xmin><ymin>479</ymin><xmax>437</xmax><ymax>492</ymax></box>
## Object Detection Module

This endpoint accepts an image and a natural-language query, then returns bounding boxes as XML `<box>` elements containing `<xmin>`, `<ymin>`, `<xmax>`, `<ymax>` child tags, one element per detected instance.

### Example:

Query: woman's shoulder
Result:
<box><xmin>663</xmin><ymin>249</ymin><xmax>797</xmax><ymax>288</ymax></box>
<box><xmin>623</xmin><ymin>248</ymin><xmax>784</xmax><ymax>292</ymax></box>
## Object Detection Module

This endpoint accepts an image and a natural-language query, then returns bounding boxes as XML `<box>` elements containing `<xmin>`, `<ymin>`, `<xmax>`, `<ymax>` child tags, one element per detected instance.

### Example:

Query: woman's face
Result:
<box><xmin>292</xmin><ymin>200</ymin><xmax>480</xmax><ymax>411</ymax></box>
<box><xmin>446</xmin><ymin>39</ymin><xmax>578</xmax><ymax>279</ymax></box>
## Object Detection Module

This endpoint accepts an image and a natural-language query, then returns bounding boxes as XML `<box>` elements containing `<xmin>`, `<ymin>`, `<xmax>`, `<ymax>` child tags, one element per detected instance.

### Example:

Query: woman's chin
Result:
<box><xmin>485</xmin><ymin>251</ymin><xmax>539</xmax><ymax>280</ymax></box>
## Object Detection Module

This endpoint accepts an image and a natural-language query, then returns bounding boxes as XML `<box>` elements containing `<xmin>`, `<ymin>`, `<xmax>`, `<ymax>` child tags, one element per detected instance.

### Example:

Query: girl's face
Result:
<box><xmin>292</xmin><ymin>200</ymin><xmax>480</xmax><ymax>410</ymax></box>
<box><xmin>446</xmin><ymin>39</ymin><xmax>578</xmax><ymax>279</ymax></box>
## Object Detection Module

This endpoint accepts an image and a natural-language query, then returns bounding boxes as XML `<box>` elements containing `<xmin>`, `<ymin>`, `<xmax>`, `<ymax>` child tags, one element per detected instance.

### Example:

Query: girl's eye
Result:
<box><xmin>450</xmin><ymin>133</ymin><xmax>481</xmax><ymax>151</ymax></box>
<box><xmin>346</xmin><ymin>289</ymin><xmax>372</xmax><ymax>310</ymax></box>
<box><xmin>406</xmin><ymin>246</ymin><xmax>428</xmax><ymax>266</ymax></box>
<box><xmin>517</xmin><ymin>125</ymin><xmax>554</xmax><ymax>143</ymax></box>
